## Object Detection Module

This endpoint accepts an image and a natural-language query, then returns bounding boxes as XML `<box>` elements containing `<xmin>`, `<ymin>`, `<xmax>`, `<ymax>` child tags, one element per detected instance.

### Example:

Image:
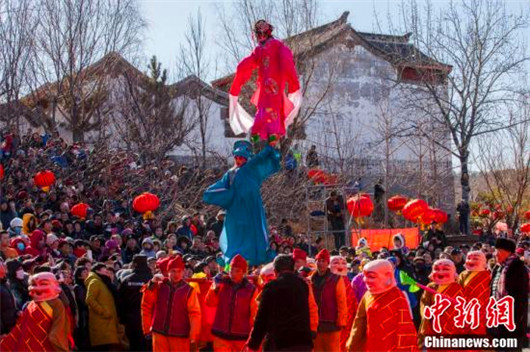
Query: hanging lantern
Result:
<box><xmin>71</xmin><ymin>203</ymin><xmax>90</xmax><ymax>219</ymax></box>
<box><xmin>387</xmin><ymin>195</ymin><xmax>408</xmax><ymax>213</ymax></box>
<box><xmin>520</xmin><ymin>223</ymin><xmax>530</xmax><ymax>234</ymax></box>
<box><xmin>34</xmin><ymin>170</ymin><xmax>55</xmax><ymax>189</ymax></box>
<box><xmin>432</xmin><ymin>209</ymin><xmax>448</xmax><ymax>224</ymax></box>
<box><xmin>525</xmin><ymin>210</ymin><xmax>530</xmax><ymax>221</ymax></box>
<box><xmin>419</xmin><ymin>207</ymin><xmax>437</xmax><ymax>225</ymax></box>
<box><xmin>480</xmin><ymin>209</ymin><xmax>491</xmax><ymax>217</ymax></box>
<box><xmin>402</xmin><ymin>199</ymin><xmax>428</xmax><ymax>223</ymax></box>
<box><xmin>133</xmin><ymin>192</ymin><xmax>160</xmax><ymax>214</ymax></box>
<box><xmin>347</xmin><ymin>194</ymin><xmax>374</xmax><ymax>218</ymax></box>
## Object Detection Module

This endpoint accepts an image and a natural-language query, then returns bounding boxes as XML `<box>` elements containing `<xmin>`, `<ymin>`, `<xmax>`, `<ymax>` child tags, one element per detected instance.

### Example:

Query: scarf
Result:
<box><xmin>494</xmin><ymin>254</ymin><xmax>518</xmax><ymax>299</ymax></box>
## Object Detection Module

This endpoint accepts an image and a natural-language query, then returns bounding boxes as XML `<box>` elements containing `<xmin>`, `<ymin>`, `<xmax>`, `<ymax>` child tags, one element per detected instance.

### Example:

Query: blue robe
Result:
<box><xmin>203</xmin><ymin>146</ymin><xmax>280</xmax><ymax>266</ymax></box>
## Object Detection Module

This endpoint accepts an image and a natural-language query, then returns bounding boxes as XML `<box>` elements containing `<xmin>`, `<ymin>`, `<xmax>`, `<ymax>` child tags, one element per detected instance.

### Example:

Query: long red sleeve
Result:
<box><xmin>280</xmin><ymin>43</ymin><xmax>300</xmax><ymax>93</ymax></box>
<box><xmin>229</xmin><ymin>51</ymin><xmax>258</xmax><ymax>96</ymax></box>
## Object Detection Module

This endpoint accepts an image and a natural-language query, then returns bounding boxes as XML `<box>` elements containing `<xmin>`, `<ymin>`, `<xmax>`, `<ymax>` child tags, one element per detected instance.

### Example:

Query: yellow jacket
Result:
<box><xmin>85</xmin><ymin>272</ymin><xmax>120</xmax><ymax>346</ymax></box>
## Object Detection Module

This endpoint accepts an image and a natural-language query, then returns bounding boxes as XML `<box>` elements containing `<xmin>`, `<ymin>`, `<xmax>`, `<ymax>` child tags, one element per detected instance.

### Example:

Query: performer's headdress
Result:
<box><xmin>254</xmin><ymin>20</ymin><xmax>273</xmax><ymax>41</ymax></box>
<box><xmin>232</xmin><ymin>140</ymin><xmax>253</xmax><ymax>160</ymax></box>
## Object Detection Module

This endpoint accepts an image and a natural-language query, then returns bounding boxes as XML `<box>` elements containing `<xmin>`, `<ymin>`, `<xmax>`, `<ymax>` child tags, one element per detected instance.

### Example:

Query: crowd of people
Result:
<box><xmin>1</xmin><ymin>129</ymin><xmax>529</xmax><ymax>352</ymax></box>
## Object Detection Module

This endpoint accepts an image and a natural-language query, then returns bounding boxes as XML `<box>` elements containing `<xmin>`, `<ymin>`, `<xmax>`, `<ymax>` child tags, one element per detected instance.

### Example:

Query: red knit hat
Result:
<box><xmin>230</xmin><ymin>254</ymin><xmax>248</xmax><ymax>272</ymax></box>
<box><xmin>293</xmin><ymin>248</ymin><xmax>307</xmax><ymax>261</ymax></box>
<box><xmin>167</xmin><ymin>256</ymin><xmax>185</xmax><ymax>270</ymax></box>
<box><xmin>157</xmin><ymin>257</ymin><xmax>171</xmax><ymax>275</ymax></box>
<box><xmin>315</xmin><ymin>249</ymin><xmax>330</xmax><ymax>262</ymax></box>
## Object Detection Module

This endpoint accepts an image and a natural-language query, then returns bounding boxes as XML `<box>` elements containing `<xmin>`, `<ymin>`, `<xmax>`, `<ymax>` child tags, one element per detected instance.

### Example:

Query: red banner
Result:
<box><xmin>351</xmin><ymin>228</ymin><xmax>420</xmax><ymax>251</ymax></box>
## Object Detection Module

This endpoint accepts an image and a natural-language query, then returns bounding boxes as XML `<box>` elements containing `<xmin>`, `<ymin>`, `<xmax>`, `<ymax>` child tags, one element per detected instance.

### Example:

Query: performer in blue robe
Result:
<box><xmin>203</xmin><ymin>141</ymin><xmax>280</xmax><ymax>266</ymax></box>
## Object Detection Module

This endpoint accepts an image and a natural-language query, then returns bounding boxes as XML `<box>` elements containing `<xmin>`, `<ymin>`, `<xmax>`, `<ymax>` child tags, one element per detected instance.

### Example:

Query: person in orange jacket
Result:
<box><xmin>205</xmin><ymin>254</ymin><xmax>259</xmax><ymax>352</ymax></box>
<box><xmin>141</xmin><ymin>255</ymin><xmax>201</xmax><ymax>352</ymax></box>
<box><xmin>292</xmin><ymin>249</ymin><xmax>320</xmax><ymax>335</ymax></box>
<box><xmin>330</xmin><ymin>255</ymin><xmax>358</xmax><ymax>352</ymax></box>
<box><xmin>311</xmin><ymin>249</ymin><xmax>347</xmax><ymax>352</ymax></box>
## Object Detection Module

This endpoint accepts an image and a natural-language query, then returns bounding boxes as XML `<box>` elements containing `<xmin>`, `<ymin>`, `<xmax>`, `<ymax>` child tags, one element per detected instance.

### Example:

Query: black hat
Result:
<box><xmin>132</xmin><ymin>254</ymin><xmax>148</xmax><ymax>267</ymax></box>
<box><xmin>204</xmin><ymin>256</ymin><xmax>216</xmax><ymax>264</ymax></box>
<box><xmin>450</xmin><ymin>248</ymin><xmax>462</xmax><ymax>255</ymax></box>
<box><xmin>495</xmin><ymin>238</ymin><xmax>516</xmax><ymax>253</ymax></box>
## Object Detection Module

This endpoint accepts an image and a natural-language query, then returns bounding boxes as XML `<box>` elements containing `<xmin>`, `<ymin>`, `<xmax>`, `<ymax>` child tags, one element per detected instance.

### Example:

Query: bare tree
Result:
<box><xmin>473</xmin><ymin>96</ymin><xmax>530</xmax><ymax>230</ymax></box>
<box><xmin>26</xmin><ymin>0</ymin><xmax>145</xmax><ymax>142</ymax></box>
<box><xmin>378</xmin><ymin>0</ymin><xmax>530</xmax><ymax>232</ymax></box>
<box><xmin>0</xmin><ymin>0</ymin><xmax>38</xmax><ymax>130</ymax></box>
<box><xmin>112</xmin><ymin>56</ymin><xmax>195</xmax><ymax>164</ymax></box>
<box><xmin>178</xmin><ymin>10</ymin><xmax>214</xmax><ymax>168</ymax></box>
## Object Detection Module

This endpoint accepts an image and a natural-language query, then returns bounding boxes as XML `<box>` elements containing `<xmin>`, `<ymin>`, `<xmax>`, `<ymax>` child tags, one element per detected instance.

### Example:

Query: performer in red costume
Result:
<box><xmin>229</xmin><ymin>20</ymin><xmax>302</xmax><ymax>145</ymax></box>
<box><xmin>141</xmin><ymin>256</ymin><xmax>202</xmax><ymax>352</ymax></box>
<box><xmin>346</xmin><ymin>259</ymin><xmax>418</xmax><ymax>352</ymax></box>
<box><xmin>330</xmin><ymin>255</ymin><xmax>358</xmax><ymax>352</ymax></box>
<box><xmin>457</xmin><ymin>250</ymin><xmax>491</xmax><ymax>336</ymax></box>
<box><xmin>0</xmin><ymin>272</ymin><xmax>71</xmax><ymax>352</ymax></box>
<box><xmin>419</xmin><ymin>259</ymin><xmax>465</xmax><ymax>349</ymax></box>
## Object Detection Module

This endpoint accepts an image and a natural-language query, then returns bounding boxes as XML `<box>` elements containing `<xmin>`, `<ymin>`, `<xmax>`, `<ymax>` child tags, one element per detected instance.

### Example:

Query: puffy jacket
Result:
<box><xmin>25</xmin><ymin>229</ymin><xmax>46</xmax><ymax>257</ymax></box>
<box><xmin>85</xmin><ymin>272</ymin><xmax>120</xmax><ymax>346</ymax></box>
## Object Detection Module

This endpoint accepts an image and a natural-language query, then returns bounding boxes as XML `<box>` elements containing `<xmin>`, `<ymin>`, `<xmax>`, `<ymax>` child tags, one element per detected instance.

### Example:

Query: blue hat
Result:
<box><xmin>232</xmin><ymin>140</ymin><xmax>253</xmax><ymax>160</ymax></box>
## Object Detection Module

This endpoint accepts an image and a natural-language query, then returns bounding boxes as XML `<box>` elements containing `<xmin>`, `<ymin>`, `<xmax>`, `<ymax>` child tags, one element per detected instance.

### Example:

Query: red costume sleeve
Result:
<box><xmin>279</xmin><ymin>42</ymin><xmax>300</xmax><ymax>93</ymax></box>
<box><xmin>229</xmin><ymin>51</ymin><xmax>258</xmax><ymax>96</ymax></box>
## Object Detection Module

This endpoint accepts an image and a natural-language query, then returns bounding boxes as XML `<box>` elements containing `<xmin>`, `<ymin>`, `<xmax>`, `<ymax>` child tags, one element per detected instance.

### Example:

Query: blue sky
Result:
<box><xmin>139</xmin><ymin>0</ymin><xmax>411</xmax><ymax>78</ymax></box>
<box><xmin>139</xmin><ymin>0</ymin><xmax>528</xmax><ymax>81</ymax></box>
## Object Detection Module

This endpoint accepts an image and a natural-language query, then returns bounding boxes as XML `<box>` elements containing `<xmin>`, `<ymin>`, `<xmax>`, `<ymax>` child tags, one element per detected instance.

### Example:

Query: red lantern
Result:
<box><xmin>34</xmin><ymin>170</ymin><xmax>55</xmax><ymax>189</ymax></box>
<box><xmin>387</xmin><ymin>195</ymin><xmax>408</xmax><ymax>212</ymax></box>
<box><xmin>347</xmin><ymin>194</ymin><xmax>374</xmax><ymax>218</ymax></box>
<box><xmin>480</xmin><ymin>209</ymin><xmax>491</xmax><ymax>217</ymax></box>
<box><xmin>419</xmin><ymin>207</ymin><xmax>437</xmax><ymax>225</ymax></box>
<box><xmin>71</xmin><ymin>203</ymin><xmax>90</xmax><ymax>219</ymax></box>
<box><xmin>0</xmin><ymin>164</ymin><xmax>3</xmax><ymax>181</ymax></box>
<box><xmin>525</xmin><ymin>210</ymin><xmax>530</xmax><ymax>220</ymax></box>
<box><xmin>307</xmin><ymin>169</ymin><xmax>327</xmax><ymax>184</ymax></box>
<box><xmin>133</xmin><ymin>192</ymin><xmax>160</xmax><ymax>214</ymax></box>
<box><xmin>432</xmin><ymin>208</ymin><xmax>448</xmax><ymax>224</ymax></box>
<box><xmin>402</xmin><ymin>199</ymin><xmax>428</xmax><ymax>223</ymax></box>
<box><xmin>521</xmin><ymin>223</ymin><xmax>530</xmax><ymax>233</ymax></box>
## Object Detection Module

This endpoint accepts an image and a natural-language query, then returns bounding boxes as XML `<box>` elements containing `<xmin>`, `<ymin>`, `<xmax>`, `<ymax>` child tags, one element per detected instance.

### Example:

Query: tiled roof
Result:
<box><xmin>212</xmin><ymin>11</ymin><xmax>450</xmax><ymax>87</ymax></box>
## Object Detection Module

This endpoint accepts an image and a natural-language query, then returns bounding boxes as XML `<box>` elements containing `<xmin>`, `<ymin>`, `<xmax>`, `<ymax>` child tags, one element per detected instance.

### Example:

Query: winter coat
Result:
<box><xmin>0</xmin><ymin>279</ymin><xmax>18</xmax><ymax>334</ymax></box>
<box><xmin>117</xmin><ymin>266</ymin><xmax>153</xmax><ymax>332</ymax></box>
<box><xmin>73</xmin><ymin>282</ymin><xmax>89</xmax><ymax>350</ymax></box>
<box><xmin>247</xmin><ymin>272</ymin><xmax>313</xmax><ymax>351</ymax></box>
<box><xmin>25</xmin><ymin>229</ymin><xmax>46</xmax><ymax>257</ymax></box>
<box><xmin>85</xmin><ymin>272</ymin><xmax>120</xmax><ymax>346</ymax></box>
